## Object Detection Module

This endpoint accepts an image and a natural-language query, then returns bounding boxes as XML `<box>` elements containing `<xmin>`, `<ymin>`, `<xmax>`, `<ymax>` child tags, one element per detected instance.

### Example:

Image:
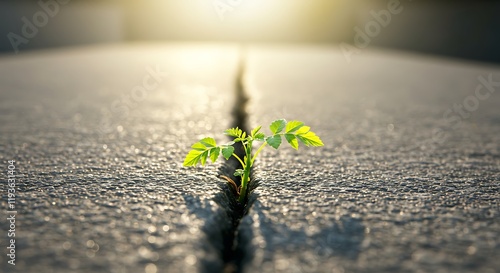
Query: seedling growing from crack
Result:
<box><xmin>183</xmin><ymin>119</ymin><xmax>324</xmax><ymax>203</ymax></box>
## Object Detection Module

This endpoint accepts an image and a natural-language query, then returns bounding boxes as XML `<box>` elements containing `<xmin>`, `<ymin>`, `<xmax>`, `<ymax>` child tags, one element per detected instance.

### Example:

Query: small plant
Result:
<box><xmin>183</xmin><ymin>119</ymin><xmax>324</xmax><ymax>203</ymax></box>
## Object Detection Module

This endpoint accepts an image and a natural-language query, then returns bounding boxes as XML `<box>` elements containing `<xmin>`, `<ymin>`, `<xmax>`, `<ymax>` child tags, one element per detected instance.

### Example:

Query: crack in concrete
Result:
<box><xmin>215</xmin><ymin>50</ymin><xmax>257</xmax><ymax>273</ymax></box>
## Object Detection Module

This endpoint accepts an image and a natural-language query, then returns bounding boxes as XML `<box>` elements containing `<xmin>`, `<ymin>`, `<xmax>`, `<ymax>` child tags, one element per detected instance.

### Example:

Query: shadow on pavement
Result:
<box><xmin>239</xmin><ymin>198</ymin><xmax>365</xmax><ymax>269</ymax></box>
<box><xmin>182</xmin><ymin>181</ymin><xmax>240</xmax><ymax>273</ymax></box>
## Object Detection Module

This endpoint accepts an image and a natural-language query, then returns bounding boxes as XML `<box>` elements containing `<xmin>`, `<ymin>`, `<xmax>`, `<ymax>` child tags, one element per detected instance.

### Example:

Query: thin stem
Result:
<box><xmin>240</xmin><ymin>139</ymin><xmax>247</xmax><ymax>153</ymax></box>
<box><xmin>232</xmin><ymin>153</ymin><xmax>245</xmax><ymax>169</ymax></box>
<box><xmin>238</xmin><ymin>140</ymin><xmax>253</xmax><ymax>203</ymax></box>
<box><xmin>251</xmin><ymin>142</ymin><xmax>268</xmax><ymax>166</ymax></box>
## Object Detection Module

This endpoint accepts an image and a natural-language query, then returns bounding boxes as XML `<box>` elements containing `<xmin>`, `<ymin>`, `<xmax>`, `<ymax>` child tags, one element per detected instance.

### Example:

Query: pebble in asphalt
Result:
<box><xmin>239</xmin><ymin>46</ymin><xmax>500</xmax><ymax>273</ymax></box>
<box><xmin>0</xmin><ymin>44</ymin><xmax>242</xmax><ymax>273</ymax></box>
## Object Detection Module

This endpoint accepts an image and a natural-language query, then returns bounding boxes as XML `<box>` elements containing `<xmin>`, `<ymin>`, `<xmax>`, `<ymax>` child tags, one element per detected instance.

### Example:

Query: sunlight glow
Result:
<box><xmin>127</xmin><ymin>0</ymin><xmax>351</xmax><ymax>42</ymax></box>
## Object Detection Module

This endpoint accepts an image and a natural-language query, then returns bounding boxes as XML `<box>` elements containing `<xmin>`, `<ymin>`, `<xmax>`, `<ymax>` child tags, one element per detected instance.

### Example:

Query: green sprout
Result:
<box><xmin>183</xmin><ymin>119</ymin><xmax>324</xmax><ymax>203</ymax></box>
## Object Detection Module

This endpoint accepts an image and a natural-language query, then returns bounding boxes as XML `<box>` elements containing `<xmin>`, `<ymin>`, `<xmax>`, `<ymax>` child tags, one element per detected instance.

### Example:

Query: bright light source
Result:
<box><xmin>126</xmin><ymin>0</ymin><xmax>351</xmax><ymax>42</ymax></box>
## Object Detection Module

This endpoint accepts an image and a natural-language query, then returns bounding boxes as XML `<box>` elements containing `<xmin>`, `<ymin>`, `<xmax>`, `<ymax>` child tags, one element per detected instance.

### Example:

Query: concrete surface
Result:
<box><xmin>1</xmin><ymin>43</ymin><xmax>499</xmax><ymax>273</ymax></box>
<box><xmin>0</xmin><ymin>43</ymin><xmax>240</xmax><ymax>273</ymax></box>
<box><xmin>241</xmin><ymin>46</ymin><xmax>500</xmax><ymax>273</ymax></box>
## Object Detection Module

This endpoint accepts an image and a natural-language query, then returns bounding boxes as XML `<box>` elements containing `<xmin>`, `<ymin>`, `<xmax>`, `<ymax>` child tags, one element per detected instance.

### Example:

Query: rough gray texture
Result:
<box><xmin>1</xmin><ymin>44</ymin><xmax>499</xmax><ymax>273</ymax></box>
<box><xmin>0</xmin><ymin>44</ymin><xmax>240</xmax><ymax>273</ymax></box>
<box><xmin>241</xmin><ymin>46</ymin><xmax>500</xmax><ymax>273</ymax></box>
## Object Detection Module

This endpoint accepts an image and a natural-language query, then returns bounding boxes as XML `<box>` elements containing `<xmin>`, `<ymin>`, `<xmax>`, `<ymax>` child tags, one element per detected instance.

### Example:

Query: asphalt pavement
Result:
<box><xmin>0</xmin><ymin>43</ymin><xmax>241</xmax><ymax>273</ymax></box>
<box><xmin>240</xmin><ymin>45</ymin><xmax>500</xmax><ymax>273</ymax></box>
<box><xmin>0</xmin><ymin>44</ymin><xmax>499</xmax><ymax>273</ymax></box>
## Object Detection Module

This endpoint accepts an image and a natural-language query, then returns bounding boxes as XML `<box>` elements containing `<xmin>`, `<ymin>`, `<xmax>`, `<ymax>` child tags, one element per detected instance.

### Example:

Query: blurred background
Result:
<box><xmin>0</xmin><ymin>0</ymin><xmax>499</xmax><ymax>64</ymax></box>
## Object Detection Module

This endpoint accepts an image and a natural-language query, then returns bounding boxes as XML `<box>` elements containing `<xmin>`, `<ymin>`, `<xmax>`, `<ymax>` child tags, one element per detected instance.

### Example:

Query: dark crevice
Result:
<box><xmin>215</xmin><ymin>50</ymin><xmax>257</xmax><ymax>273</ymax></box>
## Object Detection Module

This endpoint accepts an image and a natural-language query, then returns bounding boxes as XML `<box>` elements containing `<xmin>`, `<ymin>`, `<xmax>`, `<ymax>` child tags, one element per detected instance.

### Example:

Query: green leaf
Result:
<box><xmin>285</xmin><ymin>134</ymin><xmax>299</xmax><ymax>150</ymax></box>
<box><xmin>222</xmin><ymin>146</ymin><xmax>234</xmax><ymax>160</ymax></box>
<box><xmin>200</xmin><ymin>137</ymin><xmax>216</xmax><ymax>148</ymax></box>
<box><xmin>266</xmin><ymin>135</ymin><xmax>282</xmax><ymax>149</ymax></box>
<box><xmin>183</xmin><ymin>150</ymin><xmax>204</xmax><ymax>167</ymax></box>
<box><xmin>295</xmin><ymin>126</ymin><xmax>310</xmax><ymax>135</ymax></box>
<box><xmin>200</xmin><ymin>150</ymin><xmax>209</xmax><ymax>166</ymax></box>
<box><xmin>224</xmin><ymin>127</ymin><xmax>243</xmax><ymax>138</ymax></box>
<box><xmin>296</xmin><ymin>131</ymin><xmax>324</xmax><ymax>147</ymax></box>
<box><xmin>270</xmin><ymin>119</ymin><xmax>287</xmax><ymax>134</ymax></box>
<box><xmin>234</xmin><ymin>169</ymin><xmax>245</xmax><ymax>177</ymax></box>
<box><xmin>285</xmin><ymin>120</ymin><xmax>304</xmax><ymax>133</ymax></box>
<box><xmin>210</xmin><ymin>147</ymin><xmax>220</xmax><ymax>163</ymax></box>
<box><xmin>251</xmin><ymin>126</ymin><xmax>262</xmax><ymax>137</ymax></box>
<box><xmin>254</xmin><ymin>132</ymin><xmax>265</xmax><ymax>141</ymax></box>
<box><xmin>191</xmin><ymin>142</ymin><xmax>206</xmax><ymax>151</ymax></box>
<box><xmin>184</xmin><ymin>137</ymin><xmax>219</xmax><ymax>167</ymax></box>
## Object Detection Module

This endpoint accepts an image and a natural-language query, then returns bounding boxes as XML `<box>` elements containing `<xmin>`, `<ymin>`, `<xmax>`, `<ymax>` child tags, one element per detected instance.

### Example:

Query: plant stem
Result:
<box><xmin>240</xmin><ymin>138</ymin><xmax>247</xmax><ymax>152</ymax></box>
<box><xmin>251</xmin><ymin>142</ymin><xmax>267</xmax><ymax>166</ymax></box>
<box><xmin>238</xmin><ymin>140</ymin><xmax>253</xmax><ymax>203</ymax></box>
<box><xmin>232</xmin><ymin>153</ymin><xmax>245</xmax><ymax>169</ymax></box>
